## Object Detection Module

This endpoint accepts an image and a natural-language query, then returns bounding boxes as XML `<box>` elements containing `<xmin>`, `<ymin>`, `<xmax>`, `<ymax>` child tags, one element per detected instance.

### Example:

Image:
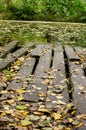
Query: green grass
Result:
<box><xmin>0</xmin><ymin>20</ymin><xmax>86</xmax><ymax>47</ymax></box>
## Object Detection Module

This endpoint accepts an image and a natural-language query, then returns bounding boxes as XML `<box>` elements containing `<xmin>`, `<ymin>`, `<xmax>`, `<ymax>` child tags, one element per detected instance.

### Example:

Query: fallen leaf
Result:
<box><xmin>17</xmin><ymin>95</ymin><xmax>24</xmax><ymax>101</ymax></box>
<box><xmin>16</xmin><ymin>89</ymin><xmax>24</xmax><ymax>95</ymax></box>
<box><xmin>33</xmin><ymin>112</ymin><xmax>44</xmax><ymax>115</ymax></box>
<box><xmin>52</xmin><ymin>126</ymin><xmax>60</xmax><ymax>130</ymax></box>
<box><xmin>72</xmin><ymin>120</ymin><xmax>80</xmax><ymax>126</ymax></box>
<box><xmin>51</xmin><ymin>113</ymin><xmax>62</xmax><ymax>120</ymax></box>
<box><xmin>70</xmin><ymin>110</ymin><xmax>76</xmax><ymax>115</ymax></box>
<box><xmin>0</xmin><ymin>116</ymin><xmax>13</xmax><ymax>122</ymax></box>
<box><xmin>1</xmin><ymin>112</ymin><xmax>6</xmax><ymax>116</ymax></box>
<box><xmin>16</xmin><ymin>105</ymin><xmax>27</xmax><ymax>110</ymax></box>
<box><xmin>57</xmin><ymin>100</ymin><xmax>66</xmax><ymax>105</ymax></box>
<box><xmin>3</xmin><ymin>105</ymin><xmax>10</xmax><ymax>110</ymax></box>
<box><xmin>21</xmin><ymin>119</ymin><xmax>32</xmax><ymax>126</ymax></box>
<box><xmin>6</xmin><ymin>109</ymin><xmax>14</xmax><ymax>114</ymax></box>
<box><xmin>38</xmin><ymin>107</ymin><xmax>50</xmax><ymax>113</ymax></box>
<box><xmin>58</xmin><ymin>125</ymin><xmax>65</xmax><ymax>129</ymax></box>
<box><xmin>38</xmin><ymin>92</ymin><xmax>46</xmax><ymax>97</ymax></box>
<box><xmin>0</xmin><ymin>90</ymin><xmax>8</xmax><ymax>94</ymax></box>
<box><xmin>75</xmin><ymin>122</ymin><xmax>83</xmax><ymax>128</ymax></box>
<box><xmin>45</xmin><ymin>117</ymin><xmax>51</xmax><ymax>124</ymax></box>
<box><xmin>68</xmin><ymin>118</ymin><xmax>73</xmax><ymax>123</ymax></box>
<box><xmin>66</xmin><ymin>128</ymin><xmax>71</xmax><ymax>130</ymax></box>
<box><xmin>53</xmin><ymin>89</ymin><xmax>62</xmax><ymax>94</ymax></box>
<box><xmin>30</xmin><ymin>115</ymin><xmax>40</xmax><ymax>121</ymax></box>
<box><xmin>28</xmin><ymin>126</ymin><xmax>33</xmax><ymax>130</ymax></box>
<box><xmin>41</xmin><ymin>115</ymin><xmax>47</xmax><ymax>121</ymax></box>
<box><xmin>7</xmin><ymin>99</ymin><xmax>15</xmax><ymax>104</ymax></box>
<box><xmin>22</xmin><ymin>111</ymin><xmax>29</xmax><ymax>116</ymax></box>
<box><xmin>77</xmin><ymin>114</ymin><xmax>86</xmax><ymax>120</ymax></box>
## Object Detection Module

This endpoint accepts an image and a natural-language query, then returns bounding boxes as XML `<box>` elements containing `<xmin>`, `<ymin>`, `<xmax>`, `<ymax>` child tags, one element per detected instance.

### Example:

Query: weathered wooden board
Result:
<box><xmin>65</xmin><ymin>45</ymin><xmax>80</xmax><ymax>61</ymax></box>
<box><xmin>24</xmin><ymin>45</ymin><xmax>52</xmax><ymax>102</ymax></box>
<box><xmin>65</xmin><ymin>46</ymin><xmax>86</xmax><ymax>129</ymax></box>
<box><xmin>65</xmin><ymin>46</ymin><xmax>86</xmax><ymax>112</ymax></box>
<box><xmin>69</xmin><ymin>62</ymin><xmax>86</xmax><ymax>113</ymax></box>
<box><xmin>1</xmin><ymin>57</ymin><xmax>35</xmax><ymax>99</ymax></box>
<box><xmin>7</xmin><ymin>57</ymin><xmax>35</xmax><ymax>90</ymax></box>
<box><xmin>0</xmin><ymin>41</ymin><xmax>19</xmax><ymax>58</ymax></box>
<box><xmin>75</xmin><ymin>46</ymin><xmax>86</xmax><ymax>69</ymax></box>
<box><xmin>0</xmin><ymin>43</ymin><xmax>34</xmax><ymax>70</ymax></box>
<box><xmin>69</xmin><ymin>62</ymin><xmax>86</xmax><ymax>129</ymax></box>
<box><xmin>46</xmin><ymin>45</ymin><xmax>68</xmax><ymax>108</ymax></box>
<box><xmin>31</xmin><ymin>44</ymin><xmax>45</xmax><ymax>56</ymax></box>
<box><xmin>77</xmin><ymin>126</ymin><xmax>86</xmax><ymax>130</ymax></box>
<box><xmin>74</xmin><ymin>47</ymin><xmax>86</xmax><ymax>55</ymax></box>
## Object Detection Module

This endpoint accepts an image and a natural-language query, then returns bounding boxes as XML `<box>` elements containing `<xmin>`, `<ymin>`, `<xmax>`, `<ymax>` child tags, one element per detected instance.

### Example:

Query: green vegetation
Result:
<box><xmin>0</xmin><ymin>21</ymin><xmax>86</xmax><ymax>47</ymax></box>
<box><xmin>0</xmin><ymin>1</ymin><xmax>86</xmax><ymax>48</ymax></box>
<box><xmin>0</xmin><ymin>0</ymin><xmax>86</xmax><ymax>22</ymax></box>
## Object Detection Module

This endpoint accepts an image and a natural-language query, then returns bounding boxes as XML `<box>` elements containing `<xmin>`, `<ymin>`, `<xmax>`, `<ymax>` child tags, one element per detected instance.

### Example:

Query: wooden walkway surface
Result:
<box><xmin>0</xmin><ymin>42</ymin><xmax>86</xmax><ymax>130</ymax></box>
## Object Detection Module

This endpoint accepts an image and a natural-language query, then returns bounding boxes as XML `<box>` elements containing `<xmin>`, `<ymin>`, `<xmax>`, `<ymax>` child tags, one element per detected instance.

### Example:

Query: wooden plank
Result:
<box><xmin>74</xmin><ymin>46</ymin><xmax>86</xmax><ymax>69</ymax></box>
<box><xmin>0</xmin><ymin>43</ymin><xmax>34</xmax><ymax>71</ymax></box>
<box><xmin>69</xmin><ymin>61</ymin><xmax>86</xmax><ymax>129</ymax></box>
<box><xmin>7</xmin><ymin>57</ymin><xmax>35</xmax><ymax>90</ymax></box>
<box><xmin>46</xmin><ymin>45</ymin><xmax>68</xmax><ymax>108</ymax></box>
<box><xmin>65</xmin><ymin>45</ymin><xmax>80</xmax><ymax>61</ymax></box>
<box><xmin>24</xmin><ymin>45</ymin><xmax>52</xmax><ymax>102</ymax></box>
<box><xmin>31</xmin><ymin>44</ymin><xmax>45</xmax><ymax>56</ymax></box>
<box><xmin>77</xmin><ymin>126</ymin><xmax>86</xmax><ymax>130</ymax></box>
<box><xmin>0</xmin><ymin>40</ymin><xmax>19</xmax><ymax>58</ymax></box>
<box><xmin>1</xmin><ymin>57</ymin><xmax>35</xmax><ymax>99</ymax></box>
<box><xmin>74</xmin><ymin>47</ymin><xmax>86</xmax><ymax>55</ymax></box>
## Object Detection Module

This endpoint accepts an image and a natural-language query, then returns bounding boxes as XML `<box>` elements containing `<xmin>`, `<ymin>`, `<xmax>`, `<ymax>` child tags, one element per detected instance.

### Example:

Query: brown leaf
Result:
<box><xmin>0</xmin><ymin>116</ymin><xmax>13</xmax><ymax>122</ymax></box>
<box><xmin>28</xmin><ymin>126</ymin><xmax>33</xmax><ymax>130</ymax></box>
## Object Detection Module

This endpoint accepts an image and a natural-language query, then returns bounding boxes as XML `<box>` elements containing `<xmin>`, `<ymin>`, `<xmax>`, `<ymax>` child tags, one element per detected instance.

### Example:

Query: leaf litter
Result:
<box><xmin>0</xmin><ymin>55</ymin><xmax>85</xmax><ymax>130</ymax></box>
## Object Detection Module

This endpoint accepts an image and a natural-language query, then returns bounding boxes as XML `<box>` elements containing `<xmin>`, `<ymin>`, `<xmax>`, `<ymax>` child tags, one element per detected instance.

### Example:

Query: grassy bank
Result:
<box><xmin>0</xmin><ymin>20</ymin><xmax>86</xmax><ymax>47</ymax></box>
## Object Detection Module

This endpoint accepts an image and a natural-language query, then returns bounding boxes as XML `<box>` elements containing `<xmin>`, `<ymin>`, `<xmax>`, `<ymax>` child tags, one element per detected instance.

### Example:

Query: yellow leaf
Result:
<box><xmin>33</xmin><ymin>112</ymin><xmax>44</xmax><ymax>115</ymax></box>
<box><xmin>1</xmin><ymin>112</ymin><xmax>6</xmax><ymax>116</ymax></box>
<box><xmin>16</xmin><ymin>89</ymin><xmax>23</xmax><ymax>95</ymax></box>
<box><xmin>41</xmin><ymin>79</ymin><xmax>49</xmax><ymax>85</ymax></box>
<box><xmin>57</xmin><ymin>100</ymin><xmax>66</xmax><ymax>105</ymax></box>
<box><xmin>77</xmin><ymin>114</ymin><xmax>86</xmax><ymax>120</ymax></box>
<box><xmin>51</xmin><ymin>113</ymin><xmax>62</xmax><ymax>120</ymax></box>
<box><xmin>17</xmin><ymin>95</ymin><xmax>23</xmax><ymax>101</ymax></box>
<box><xmin>68</xmin><ymin>118</ymin><xmax>73</xmax><ymax>123</ymax></box>
<box><xmin>8</xmin><ymin>123</ymin><xmax>16</xmax><ymax>127</ymax></box>
<box><xmin>38</xmin><ymin>92</ymin><xmax>46</xmax><ymax>97</ymax></box>
<box><xmin>71</xmin><ymin>110</ymin><xmax>76</xmax><ymax>115</ymax></box>
<box><xmin>7</xmin><ymin>99</ymin><xmax>15</xmax><ymax>104</ymax></box>
<box><xmin>22</xmin><ymin>111</ymin><xmax>28</xmax><ymax>116</ymax></box>
<box><xmin>38</xmin><ymin>107</ymin><xmax>50</xmax><ymax>113</ymax></box>
<box><xmin>66</xmin><ymin>128</ymin><xmax>71</xmax><ymax>130</ymax></box>
<box><xmin>0</xmin><ymin>90</ymin><xmax>8</xmax><ymax>94</ymax></box>
<box><xmin>75</xmin><ymin>122</ymin><xmax>83</xmax><ymax>128</ymax></box>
